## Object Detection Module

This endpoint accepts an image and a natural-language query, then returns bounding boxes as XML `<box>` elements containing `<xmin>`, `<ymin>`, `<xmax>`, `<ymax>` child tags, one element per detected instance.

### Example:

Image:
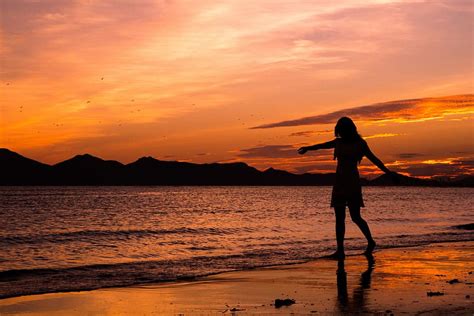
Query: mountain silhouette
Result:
<box><xmin>369</xmin><ymin>172</ymin><xmax>436</xmax><ymax>186</ymax></box>
<box><xmin>262</xmin><ymin>167</ymin><xmax>340</xmax><ymax>185</ymax></box>
<box><xmin>126</xmin><ymin>157</ymin><xmax>262</xmax><ymax>185</ymax></box>
<box><xmin>0</xmin><ymin>148</ymin><xmax>50</xmax><ymax>185</ymax></box>
<box><xmin>0</xmin><ymin>148</ymin><xmax>471</xmax><ymax>186</ymax></box>
<box><xmin>52</xmin><ymin>154</ymin><xmax>125</xmax><ymax>185</ymax></box>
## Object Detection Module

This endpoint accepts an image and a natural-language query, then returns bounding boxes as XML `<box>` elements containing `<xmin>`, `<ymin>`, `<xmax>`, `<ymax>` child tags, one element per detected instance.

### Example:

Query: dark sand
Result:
<box><xmin>0</xmin><ymin>242</ymin><xmax>472</xmax><ymax>315</ymax></box>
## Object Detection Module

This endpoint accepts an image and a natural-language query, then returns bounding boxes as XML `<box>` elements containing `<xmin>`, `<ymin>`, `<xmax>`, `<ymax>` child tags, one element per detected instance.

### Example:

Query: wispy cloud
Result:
<box><xmin>294</xmin><ymin>164</ymin><xmax>337</xmax><ymax>174</ymax></box>
<box><xmin>237</xmin><ymin>145</ymin><xmax>298</xmax><ymax>159</ymax></box>
<box><xmin>387</xmin><ymin>156</ymin><xmax>474</xmax><ymax>178</ymax></box>
<box><xmin>397</xmin><ymin>153</ymin><xmax>425</xmax><ymax>159</ymax></box>
<box><xmin>288</xmin><ymin>129</ymin><xmax>332</xmax><ymax>137</ymax></box>
<box><xmin>251</xmin><ymin>94</ymin><xmax>474</xmax><ymax>128</ymax></box>
<box><xmin>364</xmin><ymin>133</ymin><xmax>400</xmax><ymax>139</ymax></box>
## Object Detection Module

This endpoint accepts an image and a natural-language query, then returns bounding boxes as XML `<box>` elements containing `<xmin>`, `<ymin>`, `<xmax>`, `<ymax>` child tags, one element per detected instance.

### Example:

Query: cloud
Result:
<box><xmin>251</xmin><ymin>94</ymin><xmax>474</xmax><ymax>128</ymax></box>
<box><xmin>364</xmin><ymin>133</ymin><xmax>399</xmax><ymax>139</ymax></box>
<box><xmin>288</xmin><ymin>129</ymin><xmax>332</xmax><ymax>137</ymax></box>
<box><xmin>232</xmin><ymin>143</ymin><xmax>336</xmax><ymax>174</ymax></box>
<box><xmin>294</xmin><ymin>164</ymin><xmax>336</xmax><ymax>174</ymax></box>
<box><xmin>452</xmin><ymin>158</ymin><xmax>474</xmax><ymax>168</ymax></box>
<box><xmin>398</xmin><ymin>164</ymin><xmax>464</xmax><ymax>177</ymax></box>
<box><xmin>397</xmin><ymin>153</ymin><xmax>425</xmax><ymax>159</ymax></box>
<box><xmin>390</xmin><ymin>157</ymin><xmax>474</xmax><ymax>177</ymax></box>
<box><xmin>237</xmin><ymin>145</ymin><xmax>298</xmax><ymax>159</ymax></box>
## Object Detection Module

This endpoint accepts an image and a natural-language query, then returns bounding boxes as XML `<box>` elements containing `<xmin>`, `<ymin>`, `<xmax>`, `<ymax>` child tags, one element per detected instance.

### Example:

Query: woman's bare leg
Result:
<box><xmin>334</xmin><ymin>206</ymin><xmax>346</xmax><ymax>256</ymax></box>
<box><xmin>348</xmin><ymin>205</ymin><xmax>376</xmax><ymax>253</ymax></box>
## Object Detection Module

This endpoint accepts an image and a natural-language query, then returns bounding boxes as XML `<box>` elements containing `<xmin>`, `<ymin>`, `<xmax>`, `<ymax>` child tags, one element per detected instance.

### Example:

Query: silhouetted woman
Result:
<box><xmin>298</xmin><ymin>117</ymin><xmax>396</xmax><ymax>258</ymax></box>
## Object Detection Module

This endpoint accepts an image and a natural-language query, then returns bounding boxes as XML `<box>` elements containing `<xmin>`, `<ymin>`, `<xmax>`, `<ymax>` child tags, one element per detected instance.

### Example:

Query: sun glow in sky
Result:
<box><xmin>1</xmin><ymin>0</ymin><xmax>473</xmax><ymax>178</ymax></box>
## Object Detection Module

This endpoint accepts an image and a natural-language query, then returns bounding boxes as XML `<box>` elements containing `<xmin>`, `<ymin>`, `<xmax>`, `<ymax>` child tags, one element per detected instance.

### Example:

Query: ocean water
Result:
<box><xmin>0</xmin><ymin>186</ymin><xmax>473</xmax><ymax>298</ymax></box>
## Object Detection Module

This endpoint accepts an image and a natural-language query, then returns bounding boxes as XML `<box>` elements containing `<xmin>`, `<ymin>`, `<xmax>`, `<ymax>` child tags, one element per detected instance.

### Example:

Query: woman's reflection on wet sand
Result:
<box><xmin>336</xmin><ymin>254</ymin><xmax>375</xmax><ymax>313</ymax></box>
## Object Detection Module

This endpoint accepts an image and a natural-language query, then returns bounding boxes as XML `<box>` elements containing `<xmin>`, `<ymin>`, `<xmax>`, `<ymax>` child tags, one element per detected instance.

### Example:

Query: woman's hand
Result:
<box><xmin>298</xmin><ymin>147</ymin><xmax>308</xmax><ymax>155</ymax></box>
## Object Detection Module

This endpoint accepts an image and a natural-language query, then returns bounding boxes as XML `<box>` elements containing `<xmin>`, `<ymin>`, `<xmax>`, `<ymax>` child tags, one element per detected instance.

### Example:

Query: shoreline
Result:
<box><xmin>0</xmin><ymin>241</ymin><xmax>472</xmax><ymax>315</ymax></box>
<box><xmin>1</xmin><ymin>237</ymin><xmax>473</xmax><ymax>300</ymax></box>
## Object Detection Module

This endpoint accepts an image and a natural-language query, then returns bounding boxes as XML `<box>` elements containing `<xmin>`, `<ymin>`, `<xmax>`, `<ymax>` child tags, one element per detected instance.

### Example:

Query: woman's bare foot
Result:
<box><xmin>365</xmin><ymin>240</ymin><xmax>376</xmax><ymax>254</ymax></box>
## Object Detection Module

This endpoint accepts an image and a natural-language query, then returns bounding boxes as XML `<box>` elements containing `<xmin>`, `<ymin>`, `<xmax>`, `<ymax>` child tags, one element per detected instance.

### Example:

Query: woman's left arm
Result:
<box><xmin>363</xmin><ymin>142</ymin><xmax>391</xmax><ymax>174</ymax></box>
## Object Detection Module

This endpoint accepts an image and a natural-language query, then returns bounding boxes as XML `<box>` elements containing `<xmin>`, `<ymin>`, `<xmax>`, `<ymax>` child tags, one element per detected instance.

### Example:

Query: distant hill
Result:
<box><xmin>52</xmin><ymin>154</ymin><xmax>125</xmax><ymax>185</ymax></box>
<box><xmin>0</xmin><ymin>148</ymin><xmax>472</xmax><ymax>186</ymax></box>
<box><xmin>125</xmin><ymin>157</ymin><xmax>263</xmax><ymax>185</ymax></box>
<box><xmin>369</xmin><ymin>172</ymin><xmax>474</xmax><ymax>187</ymax></box>
<box><xmin>0</xmin><ymin>148</ymin><xmax>51</xmax><ymax>185</ymax></box>
<box><xmin>369</xmin><ymin>172</ymin><xmax>436</xmax><ymax>186</ymax></box>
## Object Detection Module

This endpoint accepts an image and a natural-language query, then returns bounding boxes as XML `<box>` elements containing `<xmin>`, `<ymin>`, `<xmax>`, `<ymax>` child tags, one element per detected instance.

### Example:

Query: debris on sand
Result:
<box><xmin>222</xmin><ymin>306</ymin><xmax>245</xmax><ymax>313</ymax></box>
<box><xmin>274</xmin><ymin>298</ymin><xmax>296</xmax><ymax>308</ymax></box>
<box><xmin>427</xmin><ymin>291</ymin><xmax>444</xmax><ymax>297</ymax></box>
<box><xmin>447</xmin><ymin>279</ymin><xmax>460</xmax><ymax>284</ymax></box>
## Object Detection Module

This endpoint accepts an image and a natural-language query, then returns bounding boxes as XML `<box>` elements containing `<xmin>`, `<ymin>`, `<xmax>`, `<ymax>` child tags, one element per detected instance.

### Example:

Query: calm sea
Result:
<box><xmin>0</xmin><ymin>186</ymin><xmax>473</xmax><ymax>298</ymax></box>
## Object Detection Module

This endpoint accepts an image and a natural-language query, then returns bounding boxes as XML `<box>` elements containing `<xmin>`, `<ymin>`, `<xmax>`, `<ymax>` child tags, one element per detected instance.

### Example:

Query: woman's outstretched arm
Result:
<box><xmin>364</xmin><ymin>142</ymin><xmax>400</xmax><ymax>184</ymax></box>
<box><xmin>298</xmin><ymin>139</ymin><xmax>336</xmax><ymax>155</ymax></box>
<box><xmin>364</xmin><ymin>143</ymin><xmax>391</xmax><ymax>174</ymax></box>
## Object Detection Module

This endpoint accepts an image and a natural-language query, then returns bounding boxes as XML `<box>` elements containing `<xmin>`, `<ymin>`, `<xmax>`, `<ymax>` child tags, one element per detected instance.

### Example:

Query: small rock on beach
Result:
<box><xmin>447</xmin><ymin>279</ymin><xmax>460</xmax><ymax>284</ymax></box>
<box><xmin>274</xmin><ymin>298</ymin><xmax>296</xmax><ymax>308</ymax></box>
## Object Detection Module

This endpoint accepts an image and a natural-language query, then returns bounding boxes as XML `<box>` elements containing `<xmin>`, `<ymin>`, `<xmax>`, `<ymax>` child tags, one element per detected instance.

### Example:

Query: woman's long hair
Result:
<box><xmin>335</xmin><ymin>117</ymin><xmax>362</xmax><ymax>142</ymax></box>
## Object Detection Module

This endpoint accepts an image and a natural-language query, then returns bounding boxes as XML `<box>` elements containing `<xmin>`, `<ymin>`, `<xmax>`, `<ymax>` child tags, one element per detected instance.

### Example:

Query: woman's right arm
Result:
<box><xmin>298</xmin><ymin>139</ymin><xmax>336</xmax><ymax>155</ymax></box>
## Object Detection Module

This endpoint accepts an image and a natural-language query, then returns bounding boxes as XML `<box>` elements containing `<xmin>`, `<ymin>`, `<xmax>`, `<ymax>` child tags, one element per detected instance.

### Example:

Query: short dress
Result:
<box><xmin>330</xmin><ymin>138</ymin><xmax>367</xmax><ymax>208</ymax></box>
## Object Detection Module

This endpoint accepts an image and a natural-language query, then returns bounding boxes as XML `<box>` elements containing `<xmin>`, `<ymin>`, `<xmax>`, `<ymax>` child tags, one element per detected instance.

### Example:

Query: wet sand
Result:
<box><xmin>0</xmin><ymin>241</ymin><xmax>472</xmax><ymax>315</ymax></box>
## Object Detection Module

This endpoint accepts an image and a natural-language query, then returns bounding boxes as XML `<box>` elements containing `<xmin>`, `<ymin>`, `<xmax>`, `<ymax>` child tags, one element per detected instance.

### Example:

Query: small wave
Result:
<box><xmin>0</xmin><ymin>251</ymin><xmax>303</xmax><ymax>299</ymax></box>
<box><xmin>0</xmin><ymin>227</ymin><xmax>245</xmax><ymax>246</ymax></box>
<box><xmin>452</xmin><ymin>223</ymin><xmax>474</xmax><ymax>230</ymax></box>
<box><xmin>0</xmin><ymin>230</ymin><xmax>473</xmax><ymax>299</ymax></box>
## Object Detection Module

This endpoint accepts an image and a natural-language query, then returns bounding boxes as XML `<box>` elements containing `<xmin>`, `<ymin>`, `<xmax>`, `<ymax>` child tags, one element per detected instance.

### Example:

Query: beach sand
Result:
<box><xmin>0</xmin><ymin>242</ymin><xmax>472</xmax><ymax>315</ymax></box>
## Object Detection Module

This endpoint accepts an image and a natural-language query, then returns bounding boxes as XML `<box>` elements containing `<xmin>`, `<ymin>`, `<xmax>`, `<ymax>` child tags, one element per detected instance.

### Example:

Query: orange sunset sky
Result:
<box><xmin>1</xmin><ymin>0</ymin><xmax>473</xmax><ymax>178</ymax></box>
